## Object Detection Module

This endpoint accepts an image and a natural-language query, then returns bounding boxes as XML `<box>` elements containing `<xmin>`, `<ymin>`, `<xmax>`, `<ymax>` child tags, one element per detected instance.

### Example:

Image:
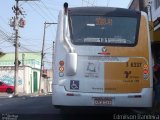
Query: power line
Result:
<box><xmin>0</xmin><ymin>29</ymin><xmax>13</xmax><ymax>43</ymax></box>
<box><xmin>82</xmin><ymin>0</ymin><xmax>95</xmax><ymax>6</ymax></box>
<box><xmin>19</xmin><ymin>45</ymin><xmax>36</xmax><ymax>52</ymax></box>
<box><xmin>0</xmin><ymin>16</ymin><xmax>13</xmax><ymax>33</ymax></box>
<box><xmin>33</xmin><ymin>2</ymin><xmax>54</xmax><ymax>22</ymax></box>
<box><xmin>0</xmin><ymin>40</ymin><xmax>8</xmax><ymax>44</ymax></box>
<box><xmin>106</xmin><ymin>0</ymin><xmax>110</xmax><ymax>7</ymax></box>
<box><xmin>27</xmin><ymin>2</ymin><xmax>48</xmax><ymax>21</ymax></box>
<box><xmin>40</xmin><ymin>1</ymin><xmax>57</xmax><ymax>21</ymax></box>
<box><xmin>17</xmin><ymin>1</ymin><xmax>57</xmax><ymax>54</ymax></box>
<box><xmin>40</xmin><ymin>1</ymin><xmax>57</xmax><ymax>39</ymax></box>
<box><xmin>0</xmin><ymin>29</ymin><xmax>38</xmax><ymax>53</ymax></box>
<box><xmin>32</xmin><ymin>1</ymin><xmax>57</xmax><ymax>39</ymax></box>
<box><xmin>44</xmin><ymin>45</ymin><xmax>53</xmax><ymax>51</ymax></box>
<box><xmin>92</xmin><ymin>0</ymin><xmax>96</xmax><ymax>6</ymax></box>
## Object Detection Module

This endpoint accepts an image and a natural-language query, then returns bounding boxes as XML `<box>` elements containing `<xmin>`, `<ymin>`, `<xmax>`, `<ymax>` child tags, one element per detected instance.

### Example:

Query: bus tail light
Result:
<box><xmin>59</xmin><ymin>60</ymin><xmax>64</xmax><ymax>77</ymax></box>
<box><xmin>143</xmin><ymin>69</ymin><xmax>148</xmax><ymax>74</ymax></box>
<box><xmin>59</xmin><ymin>60</ymin><xmax>64</xmax><ymax>66</ymax></box>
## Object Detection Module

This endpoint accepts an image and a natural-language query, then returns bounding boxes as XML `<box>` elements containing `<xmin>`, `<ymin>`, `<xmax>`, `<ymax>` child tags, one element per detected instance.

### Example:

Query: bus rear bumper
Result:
<box><xmin>52</xmin><ymin>85</ymin><xmax>153</xmax><ymax>107</ymax></box>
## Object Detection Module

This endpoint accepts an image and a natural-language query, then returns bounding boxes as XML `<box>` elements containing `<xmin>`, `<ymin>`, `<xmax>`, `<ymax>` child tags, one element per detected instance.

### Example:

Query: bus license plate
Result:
<box><xmin>94</xmin><ymin>97</ymin><xmax>112</xmax><ymax>105</ymax></box>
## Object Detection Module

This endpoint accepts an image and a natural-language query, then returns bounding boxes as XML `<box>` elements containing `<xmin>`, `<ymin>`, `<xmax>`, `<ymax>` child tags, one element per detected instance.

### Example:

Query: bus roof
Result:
<box><xmin>68</xmin><ymin>7</ymin><xmax>140</xmax><ymax>17</ymax></box>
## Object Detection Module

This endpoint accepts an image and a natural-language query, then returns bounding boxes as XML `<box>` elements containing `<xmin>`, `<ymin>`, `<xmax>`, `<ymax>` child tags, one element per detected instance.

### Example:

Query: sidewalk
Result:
<box><xmin>0</xmin><ymin>93</ymin><xmax>13</xmax><ymax>98</ymax></box>
<box><xmin>0</xmin><ymin>92</ymin><xmax>51</xmax><ymax>99</ymax></box>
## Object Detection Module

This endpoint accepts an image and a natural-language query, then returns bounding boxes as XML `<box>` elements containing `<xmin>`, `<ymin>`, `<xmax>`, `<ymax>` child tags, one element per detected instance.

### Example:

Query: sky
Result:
<box><xmin>0</xmin><ymin>0</ymin><xmax>131</xmax><ymax>68</ymax></box>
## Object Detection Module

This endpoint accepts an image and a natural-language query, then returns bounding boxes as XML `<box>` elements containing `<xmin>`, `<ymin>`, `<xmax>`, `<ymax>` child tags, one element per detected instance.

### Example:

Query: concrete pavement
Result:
<box><xmin>0</xmin><ymin>92</ymin><xmax>51</xmax><ymax>99</ymax></box>
<box><xmin>0</xmin><ymin>93</ymin><xmax>13</xmax><ymax>98</ymax></box>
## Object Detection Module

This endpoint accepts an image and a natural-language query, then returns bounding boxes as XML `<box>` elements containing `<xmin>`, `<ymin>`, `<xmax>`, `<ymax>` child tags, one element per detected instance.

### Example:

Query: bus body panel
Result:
<box><xmin>52</xmin><ymin>85</ymin><xmax>152</xmax><ymax>107</ymax></box>
<box><xmin>52</xmin><ymin>7</ymin><xmax>153</xmax><ymax>108</ymax></box>
<box><xmin>104</xmin><ymin>15</ymin><xmax>151</xmax><ymax>93</ymax></box>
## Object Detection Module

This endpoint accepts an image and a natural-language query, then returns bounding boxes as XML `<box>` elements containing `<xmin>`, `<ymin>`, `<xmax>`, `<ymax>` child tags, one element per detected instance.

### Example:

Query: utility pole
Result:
<box><xmin>11</xmin><ymin>0</ymin><xmax>25</xmax><ymax>96</ymax></box>
<box><xmin>39</xmin><ymin>22</ymin><xmax>46</xmax><ymax>94</ymax></box>
<box><xmin>10</xmin><ymin>0</ymin><xmax>39</xmax><ymax>96</ymax></box>
<box><xmin>14</xmin><ymin>0</ymin><xmax>19</xmax><ymax>96</ymax></box>
<box><xmin>38</xmin><ymin>22</ymin><xmax>57</xmax><ymax>94</ymax></box>
<box><xmin>52</xmin><ymin>41</ymin><xmax>55</xmax><ymax>73</ymax></box>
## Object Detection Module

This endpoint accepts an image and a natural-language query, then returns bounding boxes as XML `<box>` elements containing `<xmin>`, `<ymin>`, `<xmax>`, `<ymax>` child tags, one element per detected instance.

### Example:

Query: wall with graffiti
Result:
<box><xmin>0</xmin><ymin>66</ymin><xmax>46</xmax><ymax>94</ymax></box>
<box><xmin>0</xmin><ymin>66</ymin><xmax>24</xmax><ymax>93</ymax></box>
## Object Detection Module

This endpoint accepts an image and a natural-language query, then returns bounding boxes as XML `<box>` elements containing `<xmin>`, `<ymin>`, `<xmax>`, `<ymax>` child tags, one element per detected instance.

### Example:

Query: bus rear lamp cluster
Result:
<box><xmin>143</xmin><ymin>64</ymin><xmax>149</xmax><ymax>80</ymax></box>
<box><xmin>59</xmin><ymin>60</ymin><xmax>64</xmax><ymax>77</ymax></box>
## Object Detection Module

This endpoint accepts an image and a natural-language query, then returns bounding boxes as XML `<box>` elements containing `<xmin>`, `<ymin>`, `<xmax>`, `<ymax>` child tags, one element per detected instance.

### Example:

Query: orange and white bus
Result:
<box><xmin>52</xmin><ymin>3</ymin><xmax>153</xmax><ymax>108</ymax></box>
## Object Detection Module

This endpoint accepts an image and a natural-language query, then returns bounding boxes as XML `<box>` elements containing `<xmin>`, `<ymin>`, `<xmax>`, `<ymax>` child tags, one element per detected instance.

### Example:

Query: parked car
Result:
<box><xmin>0</xmin><ymin>81</ymin><xmax>14</xmax><ymax>94</ymax></box>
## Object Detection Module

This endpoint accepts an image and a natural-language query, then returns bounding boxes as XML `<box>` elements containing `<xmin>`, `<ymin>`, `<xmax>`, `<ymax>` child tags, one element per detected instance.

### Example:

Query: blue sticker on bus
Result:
<box><xmin>144</xmin><ymin>74</ymin><xmax>149</xmax><ymax>80</ymax></box>
<box><xmin>70</xmin><ymin>80</ymin><xmax>79</xmax><ymax>90</ymax></box>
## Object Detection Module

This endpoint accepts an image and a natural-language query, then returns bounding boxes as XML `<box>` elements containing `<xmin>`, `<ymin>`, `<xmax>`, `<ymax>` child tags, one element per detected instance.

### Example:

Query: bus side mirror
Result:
<box><xmin>66</xmin><ymin>53</ymin><xmax>77</xmax><ymax>76</ymax></box>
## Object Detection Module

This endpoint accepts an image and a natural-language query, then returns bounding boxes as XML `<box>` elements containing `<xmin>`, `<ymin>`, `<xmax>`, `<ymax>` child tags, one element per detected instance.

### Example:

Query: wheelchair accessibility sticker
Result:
<box><xmin>70</xmin><ymin>80</ymin><xmax>79</xmax><ymax>90</ymax></box>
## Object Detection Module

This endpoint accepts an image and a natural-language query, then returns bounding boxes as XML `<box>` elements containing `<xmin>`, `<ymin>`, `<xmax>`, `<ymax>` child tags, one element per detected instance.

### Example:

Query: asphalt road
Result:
<box><xmin>0</xmin><ymin>95</ymin><xmax>159</xmax><ymax>120</ymax></box>
<box><xmin>0</xmin><ymin>95</ymin><xmax>60</xmax><ymax>120</ymax></box>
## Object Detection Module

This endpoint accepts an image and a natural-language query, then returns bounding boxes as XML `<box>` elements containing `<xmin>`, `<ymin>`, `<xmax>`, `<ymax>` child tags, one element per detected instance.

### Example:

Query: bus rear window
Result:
<box><xmin>69</xmin><ymin>16</ymin><xmax>139</xmax><ymax>46</ymax></box>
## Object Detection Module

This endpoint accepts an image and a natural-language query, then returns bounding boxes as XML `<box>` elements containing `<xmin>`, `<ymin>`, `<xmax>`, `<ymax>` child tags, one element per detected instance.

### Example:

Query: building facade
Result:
<box><xmin>129</xmin><ymin>0</ymin><xmax>160</xmax><ymax>62</ymax></box>
<box><xmin>0</xmin><ymin>52</ymin><xmax>43</xmax><ymax>94</ymax></box>
<box><xmin>129</xmin><ymin>0</ymin><xmax>160</xmax><ymax>40</ymax></box>
<box><xmin>128</xmin><ymin>0</ymin><xmax>147</xmax><ymax>11</ymax></box>
<box><xmin>0</xmin><ymin>66</ymin><xmax>39</xmax><ymax>94</ymax></box>
<box><xmin>149</xmin><ymin>0</ymin><xmax>160</xmax><ymax>42</ymax></box>
<box><xmin>42</xmin><ymin>69</ymin><xmax>52</xmax><ymax>93</ymax></box>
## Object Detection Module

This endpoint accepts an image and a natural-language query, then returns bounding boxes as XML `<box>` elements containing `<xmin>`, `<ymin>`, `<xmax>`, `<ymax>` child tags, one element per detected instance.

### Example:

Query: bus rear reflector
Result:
<box><xmin>66</xmin><ymin>93</ymin><xmax>74</xmax><ymax>96</ymax></box>
<box><xmin>59</xmin><ymin>67</ymin><xmax>64</xmax><ymax>72</ymax></box>
<box><xmin>98</xmin><ymin>52</ymin><xmax>110</xmax><ymax>55</ymax></box>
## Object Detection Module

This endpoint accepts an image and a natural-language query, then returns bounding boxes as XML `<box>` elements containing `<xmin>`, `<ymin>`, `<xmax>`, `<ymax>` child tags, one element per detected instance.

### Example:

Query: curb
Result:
<box><xmin>0</xmin><ymin>93</ymin><xmax>13</xmax><ymax>98</ymax></box>
<box><xmin>0</xmin><ymin>93</ymin><xmax>52</xmax><ymax>99</ymax></box>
